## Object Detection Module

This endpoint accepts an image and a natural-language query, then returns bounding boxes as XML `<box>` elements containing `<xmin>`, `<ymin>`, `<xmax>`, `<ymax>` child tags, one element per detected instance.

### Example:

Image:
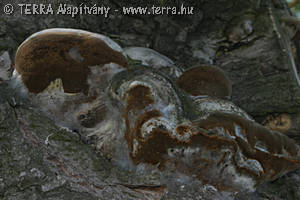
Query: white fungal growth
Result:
<box><xmin>44</xmin><ymin>133</ymin><xmax>52</xmax><ymax>145</ymax></box>
<box><xmin>235</xmin><ymin>149</ymin><xmax>264</xmax><ymax>176</ymax></box>
<box><xmin>132</xmin><ymin>138</ymin><xmax>139</xmax><ymax>156</ymax></box>
<box><xmin>30</xmin><ymin>79</ymin><xmax>67</xmax><ymax>119</ymax></box>
<box><xmin>87</xmin><ymin>63</ymin><xmax>125</xmax><ymax>95</ymax></box>
<box><xmin>167</xmin><ymin>147</ymin><xmax>201</xmax><ymax>158</ymax></box>
<box><xmin>208</xmin><ymin>126</ymin><xmax>236</xmax><ymax>140</ymax></box>
<box><xmin>140</xmin><ymin>116</ymin><xmax>196</xmax><ymax>143</ymax></box>
<box><xmin>223</xmin><ymin>165</ymin><xmax>255</xmax><ymax>192</ymax></box>
<box><xmin>141</xmin><ymin>117</ymin><xmax>174</xmax><ymax>139</ymax></box>
<box><xmin>59</xmin><ymin>126</ymin><xmax>74</xmax><ymax>133</ymax></box>
<box><xmin>94</xmin><ymin>33</ymin><xmax>124</xmax><ymax>53</ymax></box>
<box><xmin>128</xmin><ymin>80</ymin><xmax>152</xmax><ymax>89</ymax></box>
<box><xmin>157</xmin><ymin>103</ymin><xmax>176</xmax><ymax>119</ymax></box>
<box><xmin>87</xmin><ymin>118</ymin><xmax>116</xmax><ymax>137</ymax></box>
<box><xmin>254</xmin><ymin>141</ymin><xmax>269</xmax><ymax>153</ymax></box>
<box><xmin>124</xmin><ymin>47</ymin><xmax>174</xmax><ymax>68</ymax></box>
<box><xmin>10</xmin><ymin>70</ymin><xmax>28</xmax><ymax>97</ymax></box>
<box><xmin>195</xmin><ymin>98</ymin><xmax>253</xmax><ymax>121</ymax></box>
<box><xmin>234</xmin><ymin>124</ymin><xmax>248</xmax><ymax>143</ymax></box>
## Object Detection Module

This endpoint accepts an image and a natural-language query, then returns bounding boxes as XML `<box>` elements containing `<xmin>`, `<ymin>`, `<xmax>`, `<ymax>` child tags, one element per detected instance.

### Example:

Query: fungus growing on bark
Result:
<box><xmin>12</xmin><ymin>29</ymin><xmax>300</xmax><ymax>193</ymax></box>
<box><xmin>12</xmin><ymin>28</ymin><xmax>128</xmax><ymax>132</ymax></box>
<box><xmin>119</xmin><ymin>100</ymin><xmax>300</xmax><ymax>191</ymax></box>
<box><xmin>176</xmin><ymin>65</ymin><xmax>232</xmax><ymax>98</ymax></box>
<box><xmin>14</xmin><ymin>28</ymin><xmax>127</xmax><ymax>94</ymax></box>
<box><xmin>108</xmin><ymin>67</ymin><xmax>300</xmax><ymax>192</ymax></box>
<box><xmin>193</xmin><ymin>97</ymin><xmax>253</xmax><ymax>121</ymax></box>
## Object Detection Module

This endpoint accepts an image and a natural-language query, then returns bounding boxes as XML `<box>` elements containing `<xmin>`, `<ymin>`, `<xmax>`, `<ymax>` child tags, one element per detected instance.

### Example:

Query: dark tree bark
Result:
<box><xmin>1</xmin><ymin>0</ymin><xmax>300</xmax><ymax>199</ymax></box>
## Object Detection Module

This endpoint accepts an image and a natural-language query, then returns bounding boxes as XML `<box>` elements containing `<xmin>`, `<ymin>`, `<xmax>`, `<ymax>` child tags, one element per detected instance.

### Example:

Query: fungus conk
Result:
<box><xmin>11</xmin><ymin>28</ymin><xmax>300</xmax><ymax>192</ymax></box>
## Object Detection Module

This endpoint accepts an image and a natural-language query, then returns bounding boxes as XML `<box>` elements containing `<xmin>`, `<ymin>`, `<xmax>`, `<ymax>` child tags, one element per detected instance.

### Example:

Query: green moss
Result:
<box><xmin>127</xmin><ymin>56</ymin><xmax>143</xmax><ymax>68</ymax></box>
<box><xmin>49</xmin><ymin>131</ymin><xmax>74</xmax><ymax>143</ymax></box>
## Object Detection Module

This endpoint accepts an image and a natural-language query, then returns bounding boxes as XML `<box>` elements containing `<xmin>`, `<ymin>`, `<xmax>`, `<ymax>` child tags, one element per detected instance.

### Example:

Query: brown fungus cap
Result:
<box><xmin>106</xmin><ymin>67</ymin><xmax>300</xmax><ymax>192</ymax></box>
<box><xmin>118</xmin><ymin>77</ymin><xmax>300</xmax><ymax>190</ymax></box>
<box><xmin>126</xmin><ymin>110</ymin><xmax>300</xmax><ymax>191</ymax></box>
<box><xmin>14</xmin><ymin>28</ymin><xmax>128</xmax><ymax>94</ymax></box>
<box><xmin>176</xmin><ymin>65</ymin><xmax>232</xmax><ymax>98</ymax></box>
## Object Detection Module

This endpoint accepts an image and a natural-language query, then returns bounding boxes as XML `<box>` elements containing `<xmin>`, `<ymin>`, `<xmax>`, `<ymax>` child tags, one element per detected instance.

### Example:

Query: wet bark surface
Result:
<box><xmin>1</xmin><ymin>0</ymin><xmax>300</xmax><ymax>199</ymax></box>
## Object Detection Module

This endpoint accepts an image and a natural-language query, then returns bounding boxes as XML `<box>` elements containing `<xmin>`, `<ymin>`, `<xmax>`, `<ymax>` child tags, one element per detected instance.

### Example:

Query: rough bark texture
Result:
<box><xmin>1</xmin><ymin>0</ymin><xmax>300</xmax><ymax>199</ymax></box>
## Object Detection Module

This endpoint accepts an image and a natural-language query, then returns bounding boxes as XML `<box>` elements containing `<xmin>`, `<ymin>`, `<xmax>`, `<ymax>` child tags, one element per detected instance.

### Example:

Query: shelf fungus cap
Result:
<box><xmin>109</xmin><ymin>69</ymin><xmax>300</xmax><ymax>191</ymax></box>
<box><xmin>122</xmin><ymin>108</ymin><xmax>300</xmax><ymax>191</ymax></box>
<box><xmin>188</xmin><ymin>112</ymin><xmax>300</xmax><ymax>191</ymax></box>
<box><xmin>14</xmin><ymin>28</ymin><xmax>128</xmax><ymax>94</ymax></box>
<box><xmin>12</xmin><ymin>28</ymin><xmax>129</xmax><ymax>135</ymax></box>
<box><xmin>176</xmin><ymin>65</ymin><xmax>232</xmax><ymax>98</ymax></box>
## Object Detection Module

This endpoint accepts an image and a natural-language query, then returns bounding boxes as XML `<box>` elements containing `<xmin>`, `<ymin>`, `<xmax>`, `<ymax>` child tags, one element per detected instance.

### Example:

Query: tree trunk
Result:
<box><xmin>1</xmin><ymin>0</ymin><xmax>300</xmax><ymax>199</ymax></box>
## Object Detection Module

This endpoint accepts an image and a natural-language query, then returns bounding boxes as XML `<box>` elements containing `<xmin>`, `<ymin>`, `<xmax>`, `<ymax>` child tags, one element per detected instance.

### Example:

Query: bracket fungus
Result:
<box><xmin>12</xmin><ymin>28</ymin><xmax>300</xmax><ymax>193</ymax></box>
<box><xmin>12</xmin><ymin>28</ymin><xmax>128</xmax><ymax>131</ymax></box>
<box><xmin>108</xmin><ymin>67</ymin><xmax>300</xmax><ymax>192</ymax></box>
<box><xmin>14</xmin><ymin>28</ymin><xmax>127</xmax><ymax>94</ymax></box>
<box><xmin>176</xmin><ymin>65</ymin><xmax>232</xmax><ymax>99</ymax></box>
